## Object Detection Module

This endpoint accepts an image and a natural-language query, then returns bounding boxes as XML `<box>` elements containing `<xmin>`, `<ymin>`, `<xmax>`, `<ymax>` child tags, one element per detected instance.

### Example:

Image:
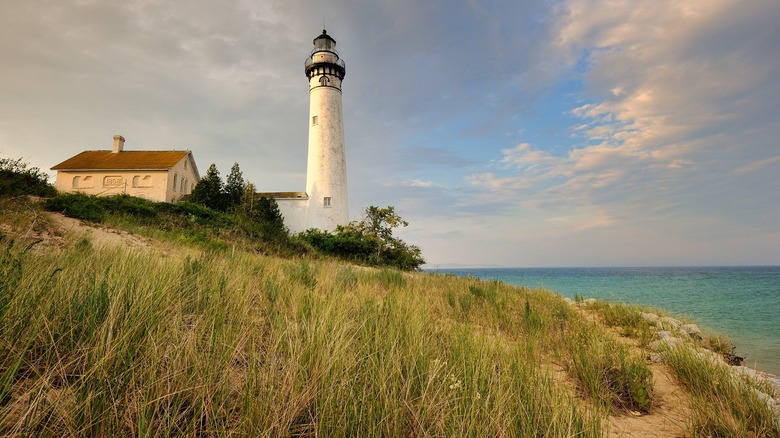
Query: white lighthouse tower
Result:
<box><xmin>304</xmin><ymin>29</ymin><xmax>349</xmax><ymax>231</ymax></box>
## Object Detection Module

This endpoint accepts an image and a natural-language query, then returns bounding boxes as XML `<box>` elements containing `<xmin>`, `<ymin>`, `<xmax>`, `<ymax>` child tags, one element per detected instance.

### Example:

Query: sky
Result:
<box><xmin>2</xmin><ymin>0</ymin><xmax>779</xmax><ymax>267</ymax></box>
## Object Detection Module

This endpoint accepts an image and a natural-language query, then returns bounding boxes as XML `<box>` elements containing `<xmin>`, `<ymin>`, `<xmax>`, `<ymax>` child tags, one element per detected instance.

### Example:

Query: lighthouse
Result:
<box><xmin>304</xmin><ymin>29</ymin><xmax>349</xmax><ymax>231</ymax></box>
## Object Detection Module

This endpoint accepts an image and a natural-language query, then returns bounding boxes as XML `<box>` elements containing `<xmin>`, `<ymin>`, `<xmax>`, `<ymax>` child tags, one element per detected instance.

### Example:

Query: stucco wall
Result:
<box><xmin>276</xmin><ymin>198</ymin><xmax>310</xmax><ymax>234</ymax></box>
<box><xmin>166</xmin><ymin>154</ymin><xmax>199</xmax><ymax>202</ymax></box>
<box><xmin>53</xmin><ymin>154</ymin><xmax>199</xmax><ymax>203</ymax></box>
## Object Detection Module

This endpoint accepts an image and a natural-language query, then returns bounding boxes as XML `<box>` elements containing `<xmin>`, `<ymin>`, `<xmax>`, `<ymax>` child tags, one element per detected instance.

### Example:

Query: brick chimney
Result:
<box><xmin>112</xmin><ymin>135</ymin><xmax>125</xmax><ymax>153</ymax></box>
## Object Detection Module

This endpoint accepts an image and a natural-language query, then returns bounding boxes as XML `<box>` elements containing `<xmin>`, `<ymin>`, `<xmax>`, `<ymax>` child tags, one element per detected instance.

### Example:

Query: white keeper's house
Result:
<box><xmin>51</xmin><ymin>135</ymin><xmax>200</xmax><ymax>204</ymax></box>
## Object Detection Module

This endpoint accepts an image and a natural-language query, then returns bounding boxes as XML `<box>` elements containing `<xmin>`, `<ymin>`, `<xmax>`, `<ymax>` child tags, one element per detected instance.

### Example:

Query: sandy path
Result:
<box><xmin>609</xmin><ymin>363</ymin><xmax>690</xmax><ymax>437</ymax></box>
<box><xmin>48</xmin><ymin>213</ymin><xmax>152</xmax><ymax>249</ymax></box>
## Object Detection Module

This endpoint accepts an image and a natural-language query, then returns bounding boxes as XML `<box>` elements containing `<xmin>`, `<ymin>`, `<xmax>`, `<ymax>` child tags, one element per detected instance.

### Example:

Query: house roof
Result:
<box><xmin>51</xmin><ymin>150</ymin><xmax>192</xmax><ymax>172</ymax></box>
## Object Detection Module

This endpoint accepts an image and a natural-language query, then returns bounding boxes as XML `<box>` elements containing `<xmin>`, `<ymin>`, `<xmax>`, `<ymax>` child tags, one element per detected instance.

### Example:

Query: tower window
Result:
<box><xmin>312</xmin><ymin>115</ymin><xmax>318</xmax><ymax>125</ymax></box>
<box><xmin>323</xmin><ymin>196</ymin><xmax>331</xmax><ymax>207</ymax></box>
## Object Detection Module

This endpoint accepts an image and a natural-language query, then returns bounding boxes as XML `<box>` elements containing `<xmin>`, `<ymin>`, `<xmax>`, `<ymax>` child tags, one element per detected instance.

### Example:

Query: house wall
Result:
<box><xmin>54</xmin><ymin>155</ymin><xmax>199</xmax><ymax>203</ymax></box>
<box><xmin>55</xmin><ymin>170</ymin><xmax>169</xmax><ymax>201</ymax></box>
<box><xmin>166</xmin><ymin>155</ymin><xmax>199</xmax><ymax>203</ymax></box>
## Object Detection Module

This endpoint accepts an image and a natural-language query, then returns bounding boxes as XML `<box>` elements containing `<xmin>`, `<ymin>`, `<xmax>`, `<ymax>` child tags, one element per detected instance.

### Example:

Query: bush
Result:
<box><xmin>299</xmin><ymin>227</ymin><xmax>377</xmax><ymax>262</ymax></box>
<box><xmin>41</xmin><ymin>193</ymin><xmax>306</xmax><ymax>256</ymax></box>
<box><xmin>0</xmin><ymin>158</ymin><xmax>56</xmax><ymax>197</ymax></box>
<box><xmin>298</xmin><ymin>205</ymin><xmax>425</xmax><ymax>271</ymax></box>
<box><xmin>99</xmin><ymin>194</ymin><xmax>156</xmax><ymax>218</ymax></box>
<box><xmin>43</xmin><ymin>193</ymin><xmax>106</xmax><ymax>222</ymax></box>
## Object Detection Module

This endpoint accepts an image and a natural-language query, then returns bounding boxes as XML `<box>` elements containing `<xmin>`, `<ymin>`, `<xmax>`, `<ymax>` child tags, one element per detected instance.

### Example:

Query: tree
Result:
<box><xmin>190</xmin><ymin>164</ymin><xmax>224</xmax><ymax>211</ymax></box>
<box><xmin>300</xmin><ymin>205</ymin><xmax>425</xmax><ymax>270</ymax></box>
<box><xmin>255</xmin><ymin>197</ymin><xmax>288</xmax><ymax>242</ymax></box>
<box><xmin>353</xmin><ymin>205</ymin><xmax>409</xmax><ymax>258</ymax></box>
<box><xmin>224</xmin><ymin>162</ymin><xmax>244</xmax><ymax>211</ymax></box>
<box><xmin>240</xmin><ymin>182</ymin><xmax>257</xmax><ymax>215</ymax></box>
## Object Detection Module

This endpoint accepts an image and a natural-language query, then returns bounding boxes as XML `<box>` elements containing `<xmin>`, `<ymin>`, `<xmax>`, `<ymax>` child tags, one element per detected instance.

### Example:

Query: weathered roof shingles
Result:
<box><xmin>52</xmin><ymin>150</ymin><xmax>190</xmax><ymax>171</ymax></box>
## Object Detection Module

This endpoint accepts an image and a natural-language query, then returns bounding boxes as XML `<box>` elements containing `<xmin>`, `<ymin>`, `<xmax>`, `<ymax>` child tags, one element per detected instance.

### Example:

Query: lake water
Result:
<box><xmin>427</xmin><ymin>266</ymin><xmax>780</xmax><ymax>375</ymax></box>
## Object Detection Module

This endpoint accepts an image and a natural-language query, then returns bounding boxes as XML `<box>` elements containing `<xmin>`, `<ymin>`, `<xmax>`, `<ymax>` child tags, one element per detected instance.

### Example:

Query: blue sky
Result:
<box><xmin>2</xmin><ymin>0</ymin><xmax>779</xmax><ymax>267</ymax></box>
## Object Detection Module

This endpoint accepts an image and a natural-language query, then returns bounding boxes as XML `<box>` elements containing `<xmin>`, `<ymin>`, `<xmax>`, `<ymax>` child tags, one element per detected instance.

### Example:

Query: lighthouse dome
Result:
<box><xmin>313</xmin><ymin>29</ymin><xmax>337</xmax><ymax>54</ymax></box>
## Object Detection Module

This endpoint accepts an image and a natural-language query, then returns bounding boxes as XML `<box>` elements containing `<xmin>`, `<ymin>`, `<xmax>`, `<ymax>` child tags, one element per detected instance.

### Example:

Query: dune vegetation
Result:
<box><xmin>1</xmin><ymin>194</ymin><xmax>778</xmax><ymax>437</ymax></box>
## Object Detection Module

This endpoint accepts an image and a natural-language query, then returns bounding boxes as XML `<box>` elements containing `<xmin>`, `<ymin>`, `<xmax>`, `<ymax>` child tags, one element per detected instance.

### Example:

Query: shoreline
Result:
<box><xmin>429</xmin><ymin>266</ymin><xmax>780</xmax><ymax>376</ymax></box>
<box><xmin>567</xmin><ymin>296</ymin><xmax>780</xmax><ymax>422</ymax></box>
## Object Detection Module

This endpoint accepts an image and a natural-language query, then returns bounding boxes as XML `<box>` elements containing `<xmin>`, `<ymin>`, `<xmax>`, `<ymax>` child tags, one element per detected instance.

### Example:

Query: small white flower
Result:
<box><xmin>448</xmin><ymin>374</ymin><xmax>462</xmax><ymax>390</ymax></box>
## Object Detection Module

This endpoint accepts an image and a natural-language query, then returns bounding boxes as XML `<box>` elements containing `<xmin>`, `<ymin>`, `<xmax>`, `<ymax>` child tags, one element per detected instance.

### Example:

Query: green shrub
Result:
<box><xmin>298</xmin><ymin>206</ymin><xmax>425</xmax><ymax>271</ymax></box>
<box><xmin>0</xmin><ymin>158</ymin><xmax>56</xmax><ymax>197</ymax></box>
<box><xmin>43</xmin><ymin>193</ymin><xmax>106</xmax><ymax>222</ymax></box>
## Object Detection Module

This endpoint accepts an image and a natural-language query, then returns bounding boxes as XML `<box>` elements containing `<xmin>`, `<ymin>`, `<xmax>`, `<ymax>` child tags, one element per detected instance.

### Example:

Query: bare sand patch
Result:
<box><xmin>48</xmin><ymin>213</ymin><xmax>152</xmax><ymax>249</ymax></box>
<box><xmin>609</xmin><ymin>363</ymin><xmax>690</xmax><ymax>437</ymax></box>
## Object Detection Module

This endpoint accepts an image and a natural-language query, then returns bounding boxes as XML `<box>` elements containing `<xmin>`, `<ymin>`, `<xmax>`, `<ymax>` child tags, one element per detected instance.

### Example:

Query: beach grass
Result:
<box><xmin>1</xmin><ymin>232</ymin><xmax>607</xmax><ymax>436</ymax></box>
<box><xmin>2</xmin><ymin>200</ymin><xmax>778</xmax><ymax>437</ymax></box>
<box><xmin>662</xmin><ymin>344</ymin><xmax>779</xmax><ymax>437</ymax></box>
<box><xmin>584</xmin><ymin>298</ymin><xmax>780</xmax><ymax>437</ymax></box>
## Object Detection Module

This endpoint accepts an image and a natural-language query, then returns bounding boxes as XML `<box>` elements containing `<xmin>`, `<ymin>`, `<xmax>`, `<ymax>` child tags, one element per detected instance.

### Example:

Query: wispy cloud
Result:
<box><xmin>731</xmin><ymin>155</ymin><xmax>780</xmax><ymax>176</ymax></box>
<box><xmin>1</xmin><ymin>0</ymin><xmax>778</xmax><ymax>266</ymax></box>
<box><xmin>468</xmin><ymin>0</ymin><xmax>780</xmax><ymax>235</ymax></box>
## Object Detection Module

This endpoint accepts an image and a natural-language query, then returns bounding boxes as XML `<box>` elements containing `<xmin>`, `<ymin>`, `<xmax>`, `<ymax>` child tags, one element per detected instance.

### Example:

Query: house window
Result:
<box><xmin>181</xmin><ymin>178</ymin><xmax>185</xmax><ymax>193</ymax></box>
<box><xmin>184</xmin><ymin>160</ymin><xmax>188</xmax><ymax>170</ymax></box>
<box><xmin>133</xmin><ymin>175</ymin><xmax>152</xmax><ymax>188</ymax></box>
<box><xmin>72</xmin><ymin>176</ymin><xmax>80</xmax><ymax>188</ymax></box>
<box><xmin>312</xmin><ymin>115</ymin><xmax>318</xmax><ymax>126</ymax></box>
<box><xmin>173</xmin><ymin>173</ymin><xmax>178</xmax><ymax>191</ymax></box>
<box><xmin>323</xmin><ymin>196</ymin><xmax>332</xmax><ymax>207</ymax></box>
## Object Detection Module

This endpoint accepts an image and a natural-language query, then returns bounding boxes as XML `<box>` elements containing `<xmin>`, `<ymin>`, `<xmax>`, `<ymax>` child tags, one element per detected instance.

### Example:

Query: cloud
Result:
<box><xmin>403</xmin><ymin>180</ymin><xmax>440</xmax><ymax>188</ymax></box>
<box><xmin>1</xmin><ymin>0</ymin><xmax>778</xmax><ymax>266</ymax></box>
<box><xmin>467</xmin><ymin>0</ymin><xmax>780</xmax><ymax>238</ymax></box>
<box><xmin>731</xmin><ymin>155</ymin><xmax>780</xmax><ymax>176</ymax></box>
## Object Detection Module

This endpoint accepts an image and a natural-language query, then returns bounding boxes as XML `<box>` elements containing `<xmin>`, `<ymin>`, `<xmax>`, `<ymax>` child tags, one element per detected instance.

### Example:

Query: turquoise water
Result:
<box><xmin>428</xmin><ymin>266</ymin><xmax>780</xmax><ymax>375</ymax></box>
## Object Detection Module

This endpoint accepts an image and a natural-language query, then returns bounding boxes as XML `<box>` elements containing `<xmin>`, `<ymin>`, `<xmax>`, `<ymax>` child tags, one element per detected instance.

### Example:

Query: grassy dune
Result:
<box><xmin>1</xmin><ymin>198</ymin><xmax>778</xmax><ymax>437</ymax></box>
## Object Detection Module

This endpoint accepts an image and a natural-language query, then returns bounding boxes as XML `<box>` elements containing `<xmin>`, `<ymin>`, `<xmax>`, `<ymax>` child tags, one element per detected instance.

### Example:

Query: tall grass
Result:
<box><xmin>662</xmin><ymin>345</ymin><xmax>780</xmax><ymax>437</ymax></box>
<box><xmin>8</xmin><ymin>204</ymin><xmax>775</xmax><ymax>436</ymax></box>
<box><xmin>564</xmin><ymin>323</ymin><xmax>653</xmax><ymax>413</ymax></box>
<box><xmin>585</xmin><ymin>300</ymin><xmax>655</xmax><ymax>346</ymax></box>
<box><xmin>1</xmin><ymin>234</ymin><xmax>609</xmax><ymax>436</ymax></box>
<box><xmin>584</xmin><ymin>297</ymin><xmax>780</xmax><ymax>436</ymax></box>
